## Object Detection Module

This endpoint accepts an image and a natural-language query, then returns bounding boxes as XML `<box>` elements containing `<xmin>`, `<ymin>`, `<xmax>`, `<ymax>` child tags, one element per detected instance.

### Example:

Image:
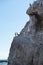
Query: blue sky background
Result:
<box><xmin>0</xmin><ymin>0</ymin><xmax>36</xmax><ymax>59</ymax></box>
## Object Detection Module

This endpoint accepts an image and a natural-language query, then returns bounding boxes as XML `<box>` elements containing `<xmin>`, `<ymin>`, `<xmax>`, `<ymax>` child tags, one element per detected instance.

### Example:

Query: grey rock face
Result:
<box><xmin>8</xmin><ymin>36</ymin><xmax>43</xmax><ymax>65</ymax></box>
<box><xmin>8</xmin><ymin>0</ymin><xmax>43</xmax><ymax>65</ymax></box>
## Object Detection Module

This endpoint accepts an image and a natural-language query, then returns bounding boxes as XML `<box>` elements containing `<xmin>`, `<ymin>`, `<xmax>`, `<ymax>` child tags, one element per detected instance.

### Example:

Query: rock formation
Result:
<box><xmin>8</xmin><ymin>0</ymin><xmax>43</xmax><ymax>65</ymax></box>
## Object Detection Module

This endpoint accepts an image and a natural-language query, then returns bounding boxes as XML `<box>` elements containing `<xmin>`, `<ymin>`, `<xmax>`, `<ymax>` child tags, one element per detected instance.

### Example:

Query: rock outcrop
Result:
<box><xmin>8</xmin><ymin>0</ymin><xmax>43</xmax><ymax>65</ymax></box>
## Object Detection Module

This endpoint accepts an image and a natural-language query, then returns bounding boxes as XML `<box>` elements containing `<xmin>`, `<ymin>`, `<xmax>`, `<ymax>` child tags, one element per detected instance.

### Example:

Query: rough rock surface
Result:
<box><xmin>8</xmin><ymin>0</ymin><xmax>43</xmax><ymax>65</ymax></box>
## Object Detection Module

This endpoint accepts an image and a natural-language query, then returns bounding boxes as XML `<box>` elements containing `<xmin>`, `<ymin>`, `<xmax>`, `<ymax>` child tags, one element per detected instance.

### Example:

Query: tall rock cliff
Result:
<box><xmin>8</xmin><ymin>0</ymin><xmax>43</xmax><ymax>65</ymax></box>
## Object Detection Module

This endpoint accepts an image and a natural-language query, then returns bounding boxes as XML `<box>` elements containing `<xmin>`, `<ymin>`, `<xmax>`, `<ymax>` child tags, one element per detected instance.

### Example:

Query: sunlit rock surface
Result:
<box><xmin>8</xmin><ymin>0</ymin><xmax>43</xmax><ymax>65</ymax></box>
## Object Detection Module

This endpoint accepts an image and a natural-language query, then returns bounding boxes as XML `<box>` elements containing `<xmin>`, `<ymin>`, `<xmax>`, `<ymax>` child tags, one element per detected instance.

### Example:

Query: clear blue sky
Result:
<box><xmin>0</xmin><ymin>0</ymin><xmax>36</xmax><ymax>59</ymax></box>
